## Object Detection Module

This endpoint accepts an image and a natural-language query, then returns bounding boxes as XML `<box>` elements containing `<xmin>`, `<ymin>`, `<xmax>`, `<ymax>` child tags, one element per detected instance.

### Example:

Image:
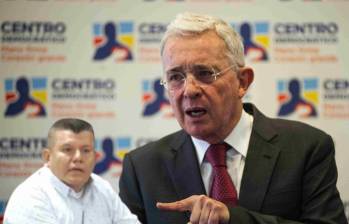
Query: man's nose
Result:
<box><xmin>183</xmin><ymin>74</ymin><xmax>202</xmax><ymax>99</ymax></box>
<box><xmin>72</xmin><ymin>149</ymin><xmax>83</xmax><ymax>161</ymax></box>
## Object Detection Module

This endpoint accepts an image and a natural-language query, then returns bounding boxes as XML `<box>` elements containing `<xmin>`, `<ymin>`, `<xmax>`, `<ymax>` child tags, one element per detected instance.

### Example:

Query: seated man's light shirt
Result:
<box><xmin>192</xmin><ymin>109</ymin><xmax>253</xmax><ymax>197</ymax></box>
<box><xmin>4</xmin><ymin>165</ymin><xmax>140</xmax><ymax>224</ymax></box>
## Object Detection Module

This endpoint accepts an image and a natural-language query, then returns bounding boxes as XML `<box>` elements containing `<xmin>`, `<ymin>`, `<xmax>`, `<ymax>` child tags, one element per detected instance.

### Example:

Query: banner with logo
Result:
<box><xmin>0</xmin><ymin>0</ymin><xmax>348</xmax><ymax>221</ymax></box>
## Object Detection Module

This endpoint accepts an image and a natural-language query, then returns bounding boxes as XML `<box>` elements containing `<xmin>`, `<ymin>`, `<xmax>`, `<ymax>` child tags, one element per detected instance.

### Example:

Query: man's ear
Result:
<box><xmin>238</xmin><ymin>67</ymin><xmax>254</xmax><ymax>98</ymax></box>
<box><xmin>42</xmin><ymin>148</ymin><xmax>51</xmax><ymax>164</ymax></box>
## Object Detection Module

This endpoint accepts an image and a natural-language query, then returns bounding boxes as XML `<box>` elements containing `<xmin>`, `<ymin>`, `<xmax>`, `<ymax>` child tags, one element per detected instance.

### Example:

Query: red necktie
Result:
<box><xmin>205</xmin><ymin>143</ymin><xmax>238</xmax><ymax>207</ymax></box>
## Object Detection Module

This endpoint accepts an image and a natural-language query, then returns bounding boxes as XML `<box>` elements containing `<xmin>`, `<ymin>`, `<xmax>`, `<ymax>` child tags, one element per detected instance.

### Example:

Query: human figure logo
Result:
<box><xmin>4</xmin><ymin>77</ymin><xmax>47</xmax><ymax>117</ymax></box>
<box><xmin>277</xmin><ymin>78</ymin><xmax>318</xmax><ymax>118</ymax></box>
<box><xmin>93</xmin><ymin>22</ymin><xmax>134</xmax><ymax>62</ymax></box>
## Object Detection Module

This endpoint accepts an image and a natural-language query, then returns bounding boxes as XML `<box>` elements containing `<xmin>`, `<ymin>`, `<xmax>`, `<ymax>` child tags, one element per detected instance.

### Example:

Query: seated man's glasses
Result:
<box><xmin>160</xmin><ymin>64</ymin><xmax>235</xmax><ymax>91</ymax></box>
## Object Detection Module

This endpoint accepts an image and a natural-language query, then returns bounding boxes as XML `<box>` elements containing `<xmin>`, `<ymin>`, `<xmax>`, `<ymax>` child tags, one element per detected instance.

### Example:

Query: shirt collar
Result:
<box><xmin>192</xmin><ymin>109</ymin><xmax>253</xmax><ymax>165</ymax></box>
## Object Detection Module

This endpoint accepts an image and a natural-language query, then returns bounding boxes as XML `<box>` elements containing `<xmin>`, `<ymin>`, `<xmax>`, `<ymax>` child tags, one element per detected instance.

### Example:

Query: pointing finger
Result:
<box><xmin>156</xmin><ymin>195</ymin><xmax>198</xmax><ymax>212</ymax></box>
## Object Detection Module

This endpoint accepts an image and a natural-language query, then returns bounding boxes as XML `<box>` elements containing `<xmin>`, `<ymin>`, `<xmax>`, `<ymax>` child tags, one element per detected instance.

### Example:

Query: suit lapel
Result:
<box><xmin>239</xmin><ymin>132</ymin><xmax>280</xmax><ymax>210</ymax></box>
<box><xmin>163</xmin><ymin>131</ymin><xmax>206</xmax><ymax>200</ymax></box>
<box><xmin>239</xmin><ymin>104</ymin><xmax>281</xmax><ymax>211</ymax></box>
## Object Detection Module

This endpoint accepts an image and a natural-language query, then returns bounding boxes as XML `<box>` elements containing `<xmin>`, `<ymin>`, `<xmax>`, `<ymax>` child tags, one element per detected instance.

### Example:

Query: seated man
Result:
<box><xmin>4</xmin><ymin>118</ymin><xmax>140</xmax><ymax>224</ymax></box>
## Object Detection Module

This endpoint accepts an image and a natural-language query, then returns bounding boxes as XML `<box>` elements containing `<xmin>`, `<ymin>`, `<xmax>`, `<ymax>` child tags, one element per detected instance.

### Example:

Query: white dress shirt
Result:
<box><xmin>4</xmin><ymin>166</ymin><xmax>140</xmax><ymax>224</ymax></box>
<box><xmin>192</xmin><ymin>109</ymin><xmax>253</xmax><ymax>197</ymax></box>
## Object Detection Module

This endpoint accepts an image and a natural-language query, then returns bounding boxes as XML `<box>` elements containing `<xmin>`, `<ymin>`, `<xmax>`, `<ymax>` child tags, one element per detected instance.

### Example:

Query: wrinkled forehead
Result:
<box><xmin>162</xmin><ymin>31</ymin><xmax>229</xmax><ymax>69</ymax></box>
<box><xmin>163</xmin><ymin>30</ymin><xmax>226</xmax><ymax>52</ymax></box>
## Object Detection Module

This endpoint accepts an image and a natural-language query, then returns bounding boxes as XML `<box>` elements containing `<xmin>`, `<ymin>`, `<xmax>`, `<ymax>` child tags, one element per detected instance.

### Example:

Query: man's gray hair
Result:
<box><xmin>160</xmin><ymin>12</ymin><xmax>245</xmax><ymax>68</ymax></box>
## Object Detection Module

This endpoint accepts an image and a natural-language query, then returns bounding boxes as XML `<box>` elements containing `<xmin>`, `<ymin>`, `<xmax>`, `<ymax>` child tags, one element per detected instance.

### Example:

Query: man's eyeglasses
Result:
<box><xmin>160</xmin><ymin>64</ymin><xmax>235</xmax><ymax>91</ymax></box>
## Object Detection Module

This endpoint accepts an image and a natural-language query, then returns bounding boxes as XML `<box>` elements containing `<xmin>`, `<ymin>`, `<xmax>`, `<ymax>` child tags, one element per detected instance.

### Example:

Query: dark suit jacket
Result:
<box><xmin>119</xmin><ymin>103</ymin><xmax>347</xmax><ymax>224</ymax></box>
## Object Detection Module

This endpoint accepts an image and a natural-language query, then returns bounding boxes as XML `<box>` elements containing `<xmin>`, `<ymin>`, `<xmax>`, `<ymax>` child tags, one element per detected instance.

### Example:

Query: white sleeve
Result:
<box><xmin>112</xmin><ymin>193</ymin><xmax>142</xmax><ymax>224</ymax></box>
<box><xmin>4</xmin><ymin>184</ymin><xmax>58</xmax><ymax>224</ymax></box>
<box><xmin>102</xmin><ymin>183</ymin><xmax>141</xmax><ymax>224</ymax></box>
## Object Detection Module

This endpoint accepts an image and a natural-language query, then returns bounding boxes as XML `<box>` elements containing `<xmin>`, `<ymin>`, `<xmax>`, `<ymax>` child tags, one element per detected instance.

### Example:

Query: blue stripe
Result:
<box><xmin>5</xmin><ymin>79</ymin><xmax>13</xmax><ymax>91</ymax></box>
<box><xmin>32</xmin><ymin>78</ymin><xmax>47</xmax><ymax>89</ymax></box>
<box><xmin>304</xmin><ymin>79</ymin><xmax>318</xmax><ymax>90</ymax></box>
<box><xmin>93</xmin><ymin>23</ymin><xmax>101</xmax><ymax>36</ymax></box>
<box><xmin>95</xmin><ymin>139</ymin><xmax>102</xmax><ymax>151</ymax></box>
<box><xmin>255</xmin><ymin>22</ymin><xmax>269</xmax><ymax>34</ymax></box>
<box><xmin>120</xmin><ymin>22</ymin><xmax>133</xmax><ymax>33</ymax></box>
<box><xmin>142</xmin><ymin>80</ymin><xmax>150</xmax><ymax>91</ymax></box>
<box><xmin>277</xmin><ymin>80</ymin><xmax>285</xmax><ymax>92</ymax></box>
<box><xmin>117</xmin><ymin>137</ymin><xmax>130</xmax><ymax>148</ymax></box>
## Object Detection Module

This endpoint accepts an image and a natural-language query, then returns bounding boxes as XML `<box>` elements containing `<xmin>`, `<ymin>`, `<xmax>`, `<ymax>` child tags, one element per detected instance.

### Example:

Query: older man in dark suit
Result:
<box><xmin>119</xmin><ymin>12</ymin><xmax>347</xmax><ymax>224</ymax></box>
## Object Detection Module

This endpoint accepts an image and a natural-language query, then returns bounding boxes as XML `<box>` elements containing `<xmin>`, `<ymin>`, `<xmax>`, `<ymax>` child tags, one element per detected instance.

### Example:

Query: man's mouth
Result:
<box><xmin>185</xmin><ymin>107</ymin><xmax>207</xmax><ymax>117</ymax></box>
<box><xmin>70</xmin><ymin>167</ymin><xmax>84</xmax><ymax>172</ymax></box>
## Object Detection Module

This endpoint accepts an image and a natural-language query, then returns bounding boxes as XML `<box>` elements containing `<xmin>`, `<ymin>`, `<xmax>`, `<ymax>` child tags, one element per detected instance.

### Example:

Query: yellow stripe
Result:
<box><xmin>31</xmin><ymin>91</ymin><xmax>47</xmax><ymax>104</ymax></box>
<box><xmin>119</xmin><ymin>35</ymin><xmax>134</xmax><ymax>48</ymax></box>
<box><xmin>255</xmin><ymin>35</ymin><xmax>269</xmax><ymax>48</ymax></box>
<box><xmin>304</xmin><ymin>91</ymin><xmax>318</xmax><ymax>104</ymax></box>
